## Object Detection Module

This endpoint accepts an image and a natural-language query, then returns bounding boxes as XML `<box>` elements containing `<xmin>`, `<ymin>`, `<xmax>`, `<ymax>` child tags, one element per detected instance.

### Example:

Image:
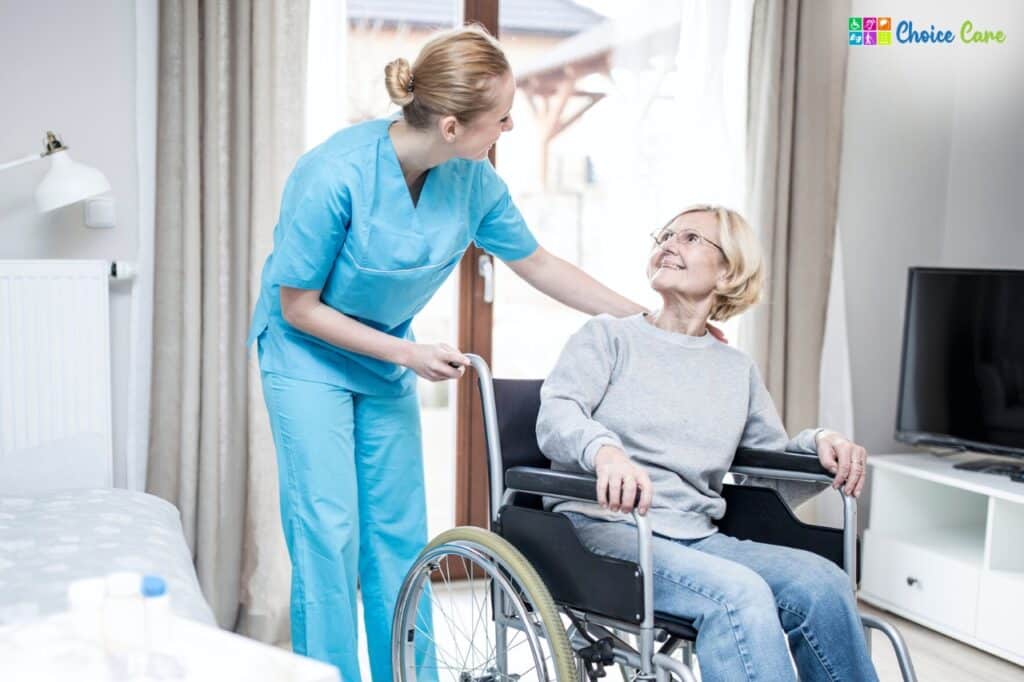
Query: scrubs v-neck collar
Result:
<box><xmin>384</xmin><ymin>120</ymin><xmax>433</xmax><ymax>212</ymax></box>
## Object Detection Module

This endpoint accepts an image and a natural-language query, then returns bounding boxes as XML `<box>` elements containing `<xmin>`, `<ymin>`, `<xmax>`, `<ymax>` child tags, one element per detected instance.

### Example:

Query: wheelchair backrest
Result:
<box><xmin>492</xmin><ymin>378</ymin><xmax>549</xmax><ymax>471</ymax></box>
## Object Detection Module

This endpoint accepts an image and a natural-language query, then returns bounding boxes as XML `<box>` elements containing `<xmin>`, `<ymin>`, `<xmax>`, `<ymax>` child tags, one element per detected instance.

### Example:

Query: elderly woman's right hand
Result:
<box><xmin>594</xmin><ymin>445</ymin><xmax>653</xmax><ymax>515</ymax></box>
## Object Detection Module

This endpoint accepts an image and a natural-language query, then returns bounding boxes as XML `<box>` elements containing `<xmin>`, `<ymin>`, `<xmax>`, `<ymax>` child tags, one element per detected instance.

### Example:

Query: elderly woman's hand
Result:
<box><xmin>594</xmin><ymin>445</ymin><xmax>653</xmax><ymax>515</ymax></box>
<box><xmin>815</xmin><ymin>430</ymin><xmax>868</xmax><ymax>497</ymax></box>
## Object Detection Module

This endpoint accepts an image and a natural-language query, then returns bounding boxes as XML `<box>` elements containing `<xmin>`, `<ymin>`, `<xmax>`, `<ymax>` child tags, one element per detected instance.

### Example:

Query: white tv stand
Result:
<box><xmin>861</xmin><ymin>453</ymin><xmax>1024</xmax><ymax>666</ymax></box>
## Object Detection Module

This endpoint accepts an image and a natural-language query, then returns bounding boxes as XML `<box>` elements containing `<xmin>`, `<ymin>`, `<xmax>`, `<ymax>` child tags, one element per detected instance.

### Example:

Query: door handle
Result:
<box><xmin>478</xmin><ymin>254</ymin><xmax>494</xmax><ymax>303</ymax></box>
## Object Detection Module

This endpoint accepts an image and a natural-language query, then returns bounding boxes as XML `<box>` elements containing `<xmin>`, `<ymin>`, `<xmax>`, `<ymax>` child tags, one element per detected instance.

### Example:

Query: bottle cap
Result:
<box><xmin>141</xmin><ymin>574</ymin><xmax>167</xmax><ymax>598</ymax></box>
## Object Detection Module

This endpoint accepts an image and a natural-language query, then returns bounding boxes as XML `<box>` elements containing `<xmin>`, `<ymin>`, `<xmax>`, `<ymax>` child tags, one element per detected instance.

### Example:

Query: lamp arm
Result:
<box><xmin>0</xmin><ymin>154</ymin><xmax>43</xmax><ymax>173</ymax></box>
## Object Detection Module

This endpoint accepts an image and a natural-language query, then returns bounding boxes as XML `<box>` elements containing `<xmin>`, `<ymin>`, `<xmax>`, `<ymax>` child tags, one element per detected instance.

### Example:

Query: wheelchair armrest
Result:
<box><xmin>731</xmin><ymin>448</ymin><xmax>832</xmax><ymax>479</ymax></box>
<box><xmin>505</xmin><ymin>466</ymin><xmax>598</xmax><ymax>503</ymax></box>
<box><xmin>504</xmin><ymin>465</ymin><xmax>657</xmax><ymax>634</ymax></box>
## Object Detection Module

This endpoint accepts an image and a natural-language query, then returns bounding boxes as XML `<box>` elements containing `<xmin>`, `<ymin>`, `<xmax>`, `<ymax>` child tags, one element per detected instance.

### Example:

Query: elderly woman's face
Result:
<box><xmin>647</xmin><ymin>211</ymin><xmax>727</xmax><ymax>299</ymax></box>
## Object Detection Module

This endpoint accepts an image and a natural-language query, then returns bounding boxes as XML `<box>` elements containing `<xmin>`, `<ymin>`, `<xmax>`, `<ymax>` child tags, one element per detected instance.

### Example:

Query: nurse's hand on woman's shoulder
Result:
<box><xmin>403</xmin><ymin>342</ymin><xmax>471</xmax><ymax>381</ymax></box>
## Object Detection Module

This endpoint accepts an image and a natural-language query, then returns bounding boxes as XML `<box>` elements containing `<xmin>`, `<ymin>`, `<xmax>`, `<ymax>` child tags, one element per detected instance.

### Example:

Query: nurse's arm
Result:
<box><xmin>279</xmin><ymin>286</ymin><xmax>468</xmax><ymax>381</ymax></box>
<box><xmin>504</xmin><ymin>246</ymin><xmax>645</xmax><ymax>317</ymax></box>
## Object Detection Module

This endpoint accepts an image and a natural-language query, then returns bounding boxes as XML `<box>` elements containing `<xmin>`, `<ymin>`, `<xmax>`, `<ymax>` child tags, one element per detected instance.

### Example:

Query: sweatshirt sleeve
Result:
<box><xmin>739</xmin><ymin>362</ymin><xmax>827</xmax><ymax>508</ymax></box>
<box><xmin>536</xmin><ymin>317</ymin><xmax>623</xmax><ymax>473</ymax></box>
<box><xmin>740</xmin><ymin>363</ymin><xmax>823</xmax><ymax>453</ymax></box>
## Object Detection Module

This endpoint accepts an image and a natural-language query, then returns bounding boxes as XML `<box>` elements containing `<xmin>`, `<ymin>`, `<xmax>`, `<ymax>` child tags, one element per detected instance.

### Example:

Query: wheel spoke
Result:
<box><xmin>430</xmin><ymin>560</ymin><xmax>495</xmax><ymax>666</ymax></box>
<box><xmin>412</xmin><ymin>622</ymin><xmax>462</xmax><ymax>671</ymax></box>
<box><xmin>394</xmin><ymin>533</ymin><xmax>574</xmax><ymax>682</ymax></box>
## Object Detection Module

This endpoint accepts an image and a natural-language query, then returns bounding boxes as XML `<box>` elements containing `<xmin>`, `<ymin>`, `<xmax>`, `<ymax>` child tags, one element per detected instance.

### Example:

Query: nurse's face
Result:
<box><xmin>453</xmin><ymin>71</ymin><xmax>516</xmax><ymax>160</ymax></box>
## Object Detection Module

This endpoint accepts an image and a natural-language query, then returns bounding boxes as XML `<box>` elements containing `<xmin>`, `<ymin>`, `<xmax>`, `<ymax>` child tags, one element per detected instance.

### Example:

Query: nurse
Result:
<box><xmin>249</xmin><ymin>25</ymin><xmax>645</xmax><ymax>681</ymax></box>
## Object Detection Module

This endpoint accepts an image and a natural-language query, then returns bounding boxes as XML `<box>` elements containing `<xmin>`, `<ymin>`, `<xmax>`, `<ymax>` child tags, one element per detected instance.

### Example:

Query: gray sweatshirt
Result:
<box><xmin>536</xmin><ymin>313</ymin><xmax>824</xmax><ymax>540</ymax></box>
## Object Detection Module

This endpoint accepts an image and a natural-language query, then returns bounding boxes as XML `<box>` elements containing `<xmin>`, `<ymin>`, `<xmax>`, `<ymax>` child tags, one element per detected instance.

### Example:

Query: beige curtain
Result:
<box><xmin>148</xmin><ymin>0</ymin><xmax>308</xmax><ymax>638</ymax></box>
<box><xmin>743</xmin><ymin>0</ymin><xmax>850</xmax><ymax>433</ymax></box>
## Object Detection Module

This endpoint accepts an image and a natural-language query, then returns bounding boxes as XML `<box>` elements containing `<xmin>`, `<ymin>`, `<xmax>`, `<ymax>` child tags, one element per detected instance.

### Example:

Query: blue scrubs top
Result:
<box><xmin>248</xmin><ymin>118</ymin><xmax>538</xmax><ymax>396</ymax></box>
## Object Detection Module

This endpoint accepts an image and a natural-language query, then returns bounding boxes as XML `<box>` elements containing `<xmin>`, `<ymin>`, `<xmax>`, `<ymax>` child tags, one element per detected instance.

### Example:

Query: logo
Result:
<box><xmin>849</xmin><ymin>16</ymin><xmax>892</xmax><ymax>45</ymax></box>
<box><xmin>848</xmin><ymin>17</ymin><xmax>1006</xmax><ymax>45</ymax></box>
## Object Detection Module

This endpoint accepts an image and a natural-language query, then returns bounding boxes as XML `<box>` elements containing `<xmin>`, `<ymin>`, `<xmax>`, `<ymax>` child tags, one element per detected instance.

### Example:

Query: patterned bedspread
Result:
<box><xmin>0</xmin><ymin>488</ymin><xmax>216</xmax><ymax>626</ymax></box>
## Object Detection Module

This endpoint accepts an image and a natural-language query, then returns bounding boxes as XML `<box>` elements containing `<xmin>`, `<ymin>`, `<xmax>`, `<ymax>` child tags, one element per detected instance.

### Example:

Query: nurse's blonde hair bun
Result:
<box><xmin>382</xmin><ymin>24</ymin><xmax>510</xmax><ymax>129</ymax></box>
<box><xmin>385</xmin><ymin>58</ymin><xmax>415</xmax><ymax>107</ymax></box>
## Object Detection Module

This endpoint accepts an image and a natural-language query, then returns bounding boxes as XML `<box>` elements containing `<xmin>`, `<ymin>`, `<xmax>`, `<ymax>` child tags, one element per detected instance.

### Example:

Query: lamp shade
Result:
<box><xmin>34</xmin><ymin>150</ymin><xmax>111</xmax><ymax>212</ymax></box>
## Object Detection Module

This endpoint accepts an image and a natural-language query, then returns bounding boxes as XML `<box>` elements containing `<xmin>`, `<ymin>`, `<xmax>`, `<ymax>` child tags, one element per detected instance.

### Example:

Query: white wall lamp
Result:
<box><xmin>0</xmin><ymin>131</ymin><xmax>112</xmax><ymax>215</ymax></box>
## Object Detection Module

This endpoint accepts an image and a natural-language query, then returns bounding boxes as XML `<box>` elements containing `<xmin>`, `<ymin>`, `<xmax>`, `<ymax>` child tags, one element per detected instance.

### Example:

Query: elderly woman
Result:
<box><xmin>536</xmin><ymin>205</ymin><xmax>876</xmax><ymax>682</ymax></box>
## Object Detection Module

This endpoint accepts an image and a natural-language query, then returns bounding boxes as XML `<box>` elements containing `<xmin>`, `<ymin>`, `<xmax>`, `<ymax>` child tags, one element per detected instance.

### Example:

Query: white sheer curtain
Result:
<box><xmin>674</xmin><ymin>0</ymin><xmax>754</xmax><ymax>345</ymax></box>
<box><xmin>672</xmin><ymin>0</ymin><xmax>752</xmax><ymax>208</ymax></box>
<box><xmin>812</xmin><ymin>223</ymin><xmax>856</xmax><ymax>526</ymax></box>
<box><xmin>305</xmin><ymin>0</ymin><xmax>348</xmax><ymax>150</ymax></box>
<box><xmin>575</xmin><ymin>0</ymin><xmax>754</xmax><ymax>342</ymax></box>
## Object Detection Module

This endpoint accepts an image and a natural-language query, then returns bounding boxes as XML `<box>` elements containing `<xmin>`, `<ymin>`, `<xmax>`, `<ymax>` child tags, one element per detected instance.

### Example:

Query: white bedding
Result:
<box><xmin>0</xmin><ymin>488</ymin><xmax>215</xmax><ymax>626</ymax></box>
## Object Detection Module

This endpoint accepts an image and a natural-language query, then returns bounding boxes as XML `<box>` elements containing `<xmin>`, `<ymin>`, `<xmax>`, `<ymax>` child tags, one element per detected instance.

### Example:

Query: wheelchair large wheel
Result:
<box><xmin>392</xmin><ymin>526</ymin><xmax>576</xmax><ymax>681</ymax></box>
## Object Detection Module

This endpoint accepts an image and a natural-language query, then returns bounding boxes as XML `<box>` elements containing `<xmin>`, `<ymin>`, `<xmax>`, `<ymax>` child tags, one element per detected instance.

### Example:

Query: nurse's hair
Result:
<box><xmin>659</xmin><ymin>204</ymin><xmax>765</xmax><ymax>322</ymax></box>
<box><xmin>384</xmin><ymin>24</ymin><xmax>510</xmax><ymax>129</ymax></box>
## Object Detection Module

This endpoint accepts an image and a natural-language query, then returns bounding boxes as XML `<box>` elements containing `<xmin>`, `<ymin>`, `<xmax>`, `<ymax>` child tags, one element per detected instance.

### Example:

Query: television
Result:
<box><xmin>895</xmin><ymin>267</ymin><xmax>1024</xmax><ymax>457</ymax></box>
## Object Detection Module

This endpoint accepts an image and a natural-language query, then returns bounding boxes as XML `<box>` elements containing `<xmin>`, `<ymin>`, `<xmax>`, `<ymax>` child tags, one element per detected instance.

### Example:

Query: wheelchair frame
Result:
<box><xmin>399</xmin><ymin>354</ymin><xmax>918</xmax><ymax>681</ymax></box>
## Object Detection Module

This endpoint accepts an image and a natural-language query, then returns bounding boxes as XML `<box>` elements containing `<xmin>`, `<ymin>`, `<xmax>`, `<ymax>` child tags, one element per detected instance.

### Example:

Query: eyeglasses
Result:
<box><xmin>650</xmin><ymin>227</ymin><xmax>726</xmax><ymax>257</ymax></box>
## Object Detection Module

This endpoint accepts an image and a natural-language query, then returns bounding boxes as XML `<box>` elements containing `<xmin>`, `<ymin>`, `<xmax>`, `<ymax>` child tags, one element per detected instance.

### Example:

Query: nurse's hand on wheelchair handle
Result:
<box><xmin>594</xmin><ymin>445</ymin><xmax>653</xmax><ymax>515</ymax></box>
<box><xmin>815</xmin><ymin>429</ymin><xmax>868</xmax><ymax>498</ymax></box>
<box><xmin>403</xmin><ymin>342</ymin><xmax>470</xmax><ymax>381</ymax></box>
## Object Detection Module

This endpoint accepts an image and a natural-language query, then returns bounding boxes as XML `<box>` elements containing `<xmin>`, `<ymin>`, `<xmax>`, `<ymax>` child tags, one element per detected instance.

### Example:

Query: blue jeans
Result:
<box><xmin>563</xmin><ymin>512</ymin><xmax>877</xmax><ymax>682</ymax></box>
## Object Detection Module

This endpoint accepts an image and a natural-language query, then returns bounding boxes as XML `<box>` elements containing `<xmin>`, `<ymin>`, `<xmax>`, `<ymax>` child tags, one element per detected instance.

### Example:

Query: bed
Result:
<box><xmin>0</xmin><ymin>261</ymin><xmax>215</xmax><ymax>628</ymax></box>
<box><xmin>0</xmin><ymin>487</ymin><xmax>216</xmax><ymax>626</ymax></box>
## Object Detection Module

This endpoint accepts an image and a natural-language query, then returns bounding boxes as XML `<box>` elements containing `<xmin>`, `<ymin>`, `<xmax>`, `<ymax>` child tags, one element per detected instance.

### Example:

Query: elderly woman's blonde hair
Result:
<box><xmin>661</xmin><ymin>204</ymin><xmax>765</xmax><ymax>321</ymax></box>
<box><xmin>383</xmin><ymin>24</ymin><xmax>510</xmax><ymax>129</ymax></box>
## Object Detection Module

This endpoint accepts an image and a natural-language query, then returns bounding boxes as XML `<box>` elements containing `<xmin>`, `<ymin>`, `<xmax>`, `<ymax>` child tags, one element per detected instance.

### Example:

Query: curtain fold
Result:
<box><xmin>148</xmin><ymin>0</ymin><xmax>308</xmax><ymax>636</ymax></box>
<box><xmin>742</xmin><ymin>0</ymin><xmax>851</xmax><ymax>432</ymax></box>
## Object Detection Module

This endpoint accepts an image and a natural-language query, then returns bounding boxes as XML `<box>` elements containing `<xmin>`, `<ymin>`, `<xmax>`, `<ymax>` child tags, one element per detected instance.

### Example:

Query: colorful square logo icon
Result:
<box><xmin>863</xmin><ymin>17</ymin><xmax>877</xmax><ymax>30</ymax></box>
<box><xmin>878</xmin><ymin>31</ymin><xmax>892</xmax><ymax>45</ymax></box>
<box><xmin>864</xmin><ymin>31</ymin><xmax>877</xmax><ymax>45</ymax></box>
<box><xmin>849</xmin><ymin>17</ymin><xmax>862</xmax><ymax>31</ymax></box>
<box><xmin>849</xmin><ymin>31</ymin><xmax>863</xmax><ymax>45</ymax></box>
<box><xmin>878</xmin><ymin>17</ymin><xmax>892</xmax><ymax>30</ymax></box>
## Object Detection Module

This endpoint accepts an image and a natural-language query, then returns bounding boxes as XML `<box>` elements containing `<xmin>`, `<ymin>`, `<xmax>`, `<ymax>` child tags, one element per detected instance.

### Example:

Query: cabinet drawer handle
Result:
<box><xmin>906</xmin><ymin>576</ymin><xmax>919</xmax><ymax>587</ymax></box>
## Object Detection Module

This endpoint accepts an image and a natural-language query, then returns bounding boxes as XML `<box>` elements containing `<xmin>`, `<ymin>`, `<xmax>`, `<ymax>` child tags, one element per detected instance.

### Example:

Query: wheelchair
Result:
<box><xmin>391</xmin><ymin>355</ymin><xmax>918</xmax><ymax>681</ymax></box>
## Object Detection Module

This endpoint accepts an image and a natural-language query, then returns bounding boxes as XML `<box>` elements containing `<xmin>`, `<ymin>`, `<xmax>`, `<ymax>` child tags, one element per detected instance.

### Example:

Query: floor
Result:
<box><xmin>349</xmin><ymin>586</ymin><xmax>1023</xmax><ymax>681</ymax></box>
<box><xmin>859</xmin><ymin>602</ymin><xmax>1023</xmax><ymax>682</ymax></box>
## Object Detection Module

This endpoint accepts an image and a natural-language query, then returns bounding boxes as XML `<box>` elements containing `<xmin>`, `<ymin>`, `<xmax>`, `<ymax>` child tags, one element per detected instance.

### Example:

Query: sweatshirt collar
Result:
<box><xmin>631</xmin><ymin>312</ymin><xmax>717</xmax><ymax>348</ymax></box>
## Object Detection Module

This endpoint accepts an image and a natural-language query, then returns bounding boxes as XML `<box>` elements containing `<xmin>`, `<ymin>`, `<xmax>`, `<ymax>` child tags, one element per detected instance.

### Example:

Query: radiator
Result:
<box><xmin>0</xmin><ymin>260</ymin><xmax>113</xmax><ymax>493</ymax></box>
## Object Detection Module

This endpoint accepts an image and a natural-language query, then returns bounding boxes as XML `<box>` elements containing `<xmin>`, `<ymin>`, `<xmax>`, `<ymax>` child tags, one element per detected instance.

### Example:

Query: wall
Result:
<box><xmin>0</xmin><ymin>0</ymin><xmax>155</xmax><ymax>490</ymax></box>
<box><xmin>838</xmin><ymin>0</ymin><xmax>1024</xmax><ymax>503</ymax></box>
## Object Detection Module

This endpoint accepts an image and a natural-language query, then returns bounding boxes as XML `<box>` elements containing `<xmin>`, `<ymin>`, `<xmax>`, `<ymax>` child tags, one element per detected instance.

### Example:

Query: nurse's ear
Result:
<box><xmin>437</xmin><ymin>115</ymin><xmax>459</xmax><ymax>144</ymax></box>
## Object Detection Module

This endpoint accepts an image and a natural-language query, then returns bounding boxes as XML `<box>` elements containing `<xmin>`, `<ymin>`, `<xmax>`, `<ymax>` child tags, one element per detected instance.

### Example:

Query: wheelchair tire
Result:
<box><xmin>392</xmin><ymin>526</ymin><xmax>577</xmax><ymax>681</ymax></box>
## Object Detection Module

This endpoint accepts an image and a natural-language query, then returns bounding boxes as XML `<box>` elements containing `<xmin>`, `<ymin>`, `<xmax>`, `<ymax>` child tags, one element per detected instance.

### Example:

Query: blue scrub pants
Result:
<box><xmin>261</xmin><ymin>370</ymin><xmax>436</xmax><ymax>681</ymax></box>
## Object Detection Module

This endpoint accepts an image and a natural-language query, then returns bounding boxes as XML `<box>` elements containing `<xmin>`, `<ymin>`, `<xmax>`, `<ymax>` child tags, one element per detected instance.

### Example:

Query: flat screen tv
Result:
<box><xmin>895</xmin><ymin>267</ymin><xmax>1024</xmax><ymax>457</ymax></box>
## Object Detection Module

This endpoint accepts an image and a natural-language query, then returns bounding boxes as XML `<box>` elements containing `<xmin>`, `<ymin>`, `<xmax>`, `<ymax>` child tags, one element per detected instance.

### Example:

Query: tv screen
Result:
<box><xmin>896</xmin><ymin>268</ymin><xmax>1024</xmax><ymax>456</ymax></box>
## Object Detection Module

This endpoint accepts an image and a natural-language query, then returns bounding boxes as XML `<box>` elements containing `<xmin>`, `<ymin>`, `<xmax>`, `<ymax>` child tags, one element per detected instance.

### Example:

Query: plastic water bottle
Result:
<box><xmin>142</xmin><ymin>575</ymin><xmax>171</xmax><ymax>651</ymax></box>
<box><xmin>67</xmin><ymin>576</ymin><xmax>106</xmax><ymax>642</ymax></box>
<box><xmin>141</xmin><ymin>574</ymin><xmax>187</xmax><ymax>679</ymax></box>
<box><xmin>103</xmin><ymin>572</ymin><xmax>144</xmax><ymax>652</ymax></box>
<box><xmin>102</xmin><ymin>571</ymin><xmax>146</xmax><ymax>679</ymax></box>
